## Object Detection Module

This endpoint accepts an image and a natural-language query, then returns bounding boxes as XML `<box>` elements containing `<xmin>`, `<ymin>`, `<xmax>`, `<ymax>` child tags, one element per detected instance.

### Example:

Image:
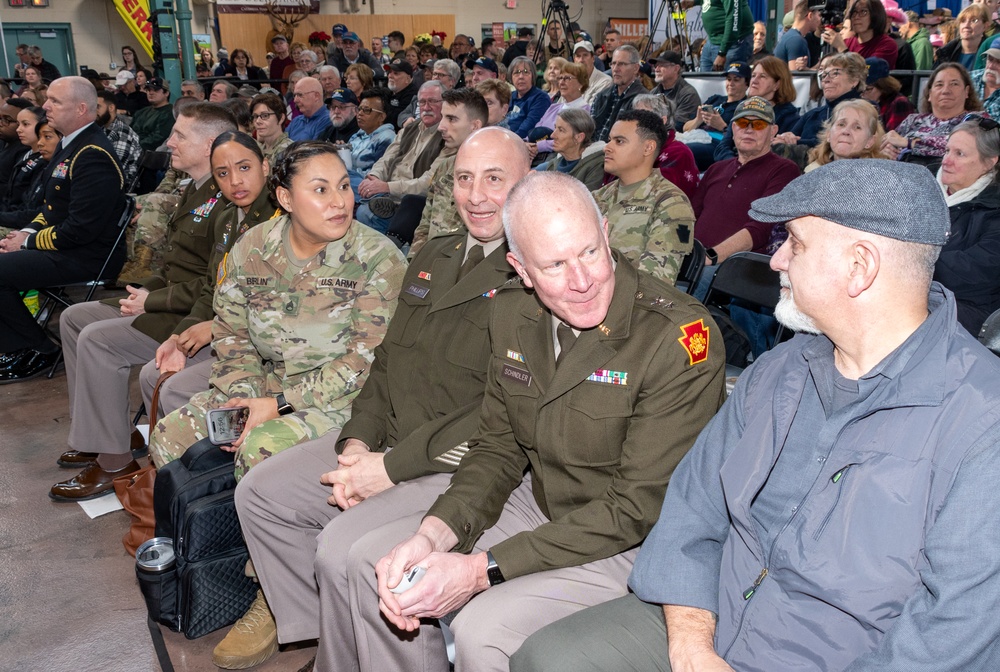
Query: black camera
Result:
<box><xmin>820</xmin><ymin>0</ymin><xmax>848</xmax><ymax>28</ymax></box>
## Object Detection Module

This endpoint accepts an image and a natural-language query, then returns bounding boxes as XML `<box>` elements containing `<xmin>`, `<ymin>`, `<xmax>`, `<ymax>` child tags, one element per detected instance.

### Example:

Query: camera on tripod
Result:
<box><xmin>820</xmin><ymin>0</ymin><xmax>848</xmax><ymax>29</ymax></box>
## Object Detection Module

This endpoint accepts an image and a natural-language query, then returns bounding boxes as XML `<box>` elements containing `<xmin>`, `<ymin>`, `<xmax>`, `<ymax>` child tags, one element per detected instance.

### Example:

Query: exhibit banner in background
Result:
<box><xmin>113</xmin><ymin>0</ymin><xmax>155</xmax><ymax>59</ymax></box>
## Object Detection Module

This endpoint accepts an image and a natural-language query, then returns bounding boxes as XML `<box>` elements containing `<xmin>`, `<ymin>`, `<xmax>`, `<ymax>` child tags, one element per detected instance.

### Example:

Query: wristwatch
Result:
<box><xmin>275</xmin><ymin>392</ymin><xmax>295</xmax><ymax>416</ymax></box>
<box><xmin>705</xmin><ymin>247</ymin><xmax>719</xmax><ymax>266</ymax></box>
<box><xmin>486</xmin><ymin>551</ymin><xmax>505</xmax><ymax>587</ymax></box>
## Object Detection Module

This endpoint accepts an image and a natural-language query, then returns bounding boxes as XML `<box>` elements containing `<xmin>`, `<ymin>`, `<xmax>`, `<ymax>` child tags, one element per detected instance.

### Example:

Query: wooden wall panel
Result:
<box><xmin>218</xmin><ymin>14</ymin><xmax>456</xmax><ymax>66</ymax></box>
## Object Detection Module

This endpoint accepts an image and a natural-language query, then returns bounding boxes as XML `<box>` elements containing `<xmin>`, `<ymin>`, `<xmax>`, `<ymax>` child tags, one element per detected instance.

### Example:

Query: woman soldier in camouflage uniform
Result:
<box><xmin>149</xmin><ymin>141</ymin><xmax>407</xmax><ymax>479</ymax></box>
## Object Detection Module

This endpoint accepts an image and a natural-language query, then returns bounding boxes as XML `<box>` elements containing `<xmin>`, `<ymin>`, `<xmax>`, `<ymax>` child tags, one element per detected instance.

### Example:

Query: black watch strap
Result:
<box><xmin>486</xmin><ymin>550</ymin><xmax>505</xmax><ymax>587</ymax></box>
<box><xmin>275</xmin><ymin>392</ymin><xmax>295</xmax><ymax>416</ymax></box>
<box><xmin>706</xmin><ymin>247</ymin><xmax>719</xmax><ymax>265</ymax></box>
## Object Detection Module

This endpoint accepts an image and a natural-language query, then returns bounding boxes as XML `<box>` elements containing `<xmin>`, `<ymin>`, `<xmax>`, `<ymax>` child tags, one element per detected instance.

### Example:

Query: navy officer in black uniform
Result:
<box><xmin>0</xmin><ymin>76</ymin><xmax>126</xmax><ymax>382</ymax></box>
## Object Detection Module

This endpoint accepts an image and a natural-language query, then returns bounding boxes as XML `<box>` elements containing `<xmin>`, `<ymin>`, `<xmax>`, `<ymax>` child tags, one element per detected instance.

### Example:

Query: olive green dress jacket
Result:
<box><xmin>427</xmin><ymin>255</ymin><xmax>728</xmax><ymax>579</ymax></box>
<box><xmin>337</xmin><ymin>232</ymin><xmax>519</xmax><ymax>484</ymax></box>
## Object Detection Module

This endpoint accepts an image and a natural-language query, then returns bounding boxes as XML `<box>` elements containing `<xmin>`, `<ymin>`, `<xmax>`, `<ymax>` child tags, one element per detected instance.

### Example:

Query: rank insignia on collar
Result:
<box><xmin>678</xmin><ymin>319</ymin><xmax>710</xmax><ymax>366</ymax></box>
<box><xmin>506</xmin><ymin>349</ymin><xmax>525</xmax><ymax>363</ymax></box>
<box><xmin>598</xmin><ymin>324</ymin><xmax>611</xmax><ymax>336</ymax></box>
<box><xmin>587</xmin><ymin>369</ymin><xmax>627</xmax><ymax>385</ymax></box>
<box><xmin>418</xmin><ymin>271</ymin><xmax>432</xmax><ymax>281</ymax></box>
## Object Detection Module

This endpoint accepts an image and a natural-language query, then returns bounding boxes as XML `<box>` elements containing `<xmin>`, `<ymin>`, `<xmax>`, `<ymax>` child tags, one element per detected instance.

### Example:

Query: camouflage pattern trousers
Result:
<box><xmin>148</xmin><ymin>389</ymin><xmax>341</xmax><ymax>481</ymax></box>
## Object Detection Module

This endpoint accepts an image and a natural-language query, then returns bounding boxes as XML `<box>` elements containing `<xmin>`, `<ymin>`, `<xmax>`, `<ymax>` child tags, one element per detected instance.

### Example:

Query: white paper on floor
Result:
<box><xmin>79</xmin><ymin>492</ymin><xmax>124</xmax><ymax>518</ymax></box>
<box><xmin>77</xmin><ymin>423</ymin><xmax>149</xmax><ymax>519</ymax></box>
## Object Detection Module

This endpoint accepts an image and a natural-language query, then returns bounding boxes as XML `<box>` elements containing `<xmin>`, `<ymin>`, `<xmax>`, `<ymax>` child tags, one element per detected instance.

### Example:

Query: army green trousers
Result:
<box><xmin>148</xmin><ymin>389</ymin><xmax>341</xmax><ymax>481</ymax></box>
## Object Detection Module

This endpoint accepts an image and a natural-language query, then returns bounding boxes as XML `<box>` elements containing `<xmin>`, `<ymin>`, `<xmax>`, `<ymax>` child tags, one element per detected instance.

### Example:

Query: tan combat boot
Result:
<box><xmin>212</xmin><ymin>589</ymin><xmax>278</xmax><ymax>669</ymax></box>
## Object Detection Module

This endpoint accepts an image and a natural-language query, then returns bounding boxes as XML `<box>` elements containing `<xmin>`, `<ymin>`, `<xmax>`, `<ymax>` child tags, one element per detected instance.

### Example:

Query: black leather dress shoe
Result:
<box><xmin>49</xmin><ymin>460</ymin><xmax>142</xmax><ymax>501</ymax></box>
<box><xmin>0</xmin><ymin>349</ymin><xmax>60</xmax><ymax>384</ymax></box>
<box><xmin>57</xmin><ymin>430</ymin><xmax>148</xmax><ymax>468</ymax></box>
<box><xmin>0</xmin><ymin>348</ymin><xmax>30</xmax><ymax>371</ymax></box>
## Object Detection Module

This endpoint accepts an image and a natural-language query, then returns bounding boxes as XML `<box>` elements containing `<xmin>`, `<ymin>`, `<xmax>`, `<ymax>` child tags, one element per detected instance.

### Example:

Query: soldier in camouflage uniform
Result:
<box><xmin>149</xmin><ymin>148</ymin><xmax>407</xmax><ymax>479</ymax></box>
<box><xmin>406</xmin><ymin>153</ymin><xmax>459</xmax><ymax>259</ymax></box>
<box><xmin>118</xmin><ymin>167</ymin><xmax>189</xmax><ymax>285</ymax></box>
<box><xmin>403</xmin><ymin>88</ymin><xmax>489</xmax><ymax>258</ymax></box>
<box><xmin>592</xmin><ymin>109</ymin><xmax>695</xmax><ymax>286</ymax></box>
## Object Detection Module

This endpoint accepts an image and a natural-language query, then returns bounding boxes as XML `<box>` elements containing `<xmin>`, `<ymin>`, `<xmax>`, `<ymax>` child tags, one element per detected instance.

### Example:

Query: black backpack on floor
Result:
<box><xmin>136</xmin><ymin>438</ymin><xmax>257</xmax><ymax>639</ymax></box>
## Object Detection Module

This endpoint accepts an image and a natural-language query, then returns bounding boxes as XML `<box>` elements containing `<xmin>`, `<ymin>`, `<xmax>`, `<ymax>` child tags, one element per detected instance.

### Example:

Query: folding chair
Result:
<box><xmin>37</xmin><ymin>195</ymin><xmax>137</xmax><ymax>378</ymax></box>
<box><xmin>978</xmin><ymin>308</ymin><xmax>1000</xmax><ymax>357</ymax></box>
<box><xmin>129</xmin><ymin>150</ymin><xmax>172</xmax><ymax>195</ymax></box>
<box><xmin>675</xmin><ymin>239</ymin><xmax>706</xmax><ymax>295</ymax></box>
<box><xmin>703</xmin><ymin>251</ymin><xmax>786</xmax><ymax>389</ymax></box>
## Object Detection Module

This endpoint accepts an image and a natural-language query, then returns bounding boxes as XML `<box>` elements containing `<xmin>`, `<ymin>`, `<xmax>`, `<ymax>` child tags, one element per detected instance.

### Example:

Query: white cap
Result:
<box><xmin>115</xmin><ymin>71</ymin><xmax>135</xmax><ymax>86</ymax></box>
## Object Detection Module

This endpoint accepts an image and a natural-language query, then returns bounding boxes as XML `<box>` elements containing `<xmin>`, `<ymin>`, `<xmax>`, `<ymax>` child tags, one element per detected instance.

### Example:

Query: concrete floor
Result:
<box><xmin>0</xmin><ymin>298</ymin><xmax>316</xmax><ymax>672</ymax></box>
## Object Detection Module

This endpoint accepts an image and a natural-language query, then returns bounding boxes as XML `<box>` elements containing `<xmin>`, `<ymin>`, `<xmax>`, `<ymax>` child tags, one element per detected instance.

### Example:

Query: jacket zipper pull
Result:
<box><xmin>831</xmin><ymin>465</ymin><xmax>851</xmax><ymax>483</ymax></box>
<box><xmin>743</xmin><ymin>567</ymin><xmax>768</xmax><ymax>600</ymax></box>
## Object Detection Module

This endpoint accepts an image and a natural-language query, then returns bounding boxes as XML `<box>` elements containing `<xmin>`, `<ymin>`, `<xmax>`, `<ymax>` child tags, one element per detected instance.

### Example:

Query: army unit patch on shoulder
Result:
<box><xmin>678</xmin><ymin>319</ymin><xmax>710</xmax><ymax>366</ymax></box>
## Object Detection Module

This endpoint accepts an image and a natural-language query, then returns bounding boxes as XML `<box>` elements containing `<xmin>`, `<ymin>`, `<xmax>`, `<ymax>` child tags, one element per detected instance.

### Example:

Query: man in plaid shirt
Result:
<box><xmin>97</xmin><ymin>90</ymin><xmax>141</xmax><ymax>186</ymax></box>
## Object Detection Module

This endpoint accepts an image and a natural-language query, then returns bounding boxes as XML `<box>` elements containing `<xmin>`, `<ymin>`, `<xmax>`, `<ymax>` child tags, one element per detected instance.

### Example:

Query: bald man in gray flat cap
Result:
<box><xmin>512</xmin><ymin>159</ymin><xmax>1000</xmax><ymax>672</ymax></box>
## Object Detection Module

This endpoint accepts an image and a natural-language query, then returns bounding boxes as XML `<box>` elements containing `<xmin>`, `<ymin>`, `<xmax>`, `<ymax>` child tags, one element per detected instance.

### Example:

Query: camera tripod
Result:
<box><xmin>646</xmin><ymin>0</ymin><xmax>697</xmax><ymax>71</ymax></box>
<box><xmin>534</xmin><ymin>0</ymin><xmax>578</xmax><ymax>66</ymax></box>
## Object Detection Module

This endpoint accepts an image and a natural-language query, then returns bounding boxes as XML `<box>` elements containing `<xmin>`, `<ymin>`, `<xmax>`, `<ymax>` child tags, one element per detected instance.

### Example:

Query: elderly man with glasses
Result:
<box><xmin>356</xmin><ymin>80</ymin><xmax>450</xmax><ymax>233</ymax></box>
<box><xmin>286</xmin><ymin>76</ymin><xmax>332</xmax><ymax>141</ymax></box>
<box><xmin>322</xmin><ymin>87</ymin><xmax>360</xmax><ymax>143</ymax></box>
<box><xmin>592</xmin><ymin>45</ymin><xmax>647</xmax><ymax>142</ymax></box>
<box><xmin>649</xmin><ymin>50</ymin><xmax>703</xmax><ymax>130</ymax></box>
<box><xmin>689</xmin><ymin>97</ymin><xmax>800</xmax><ymax>298</ymax></box>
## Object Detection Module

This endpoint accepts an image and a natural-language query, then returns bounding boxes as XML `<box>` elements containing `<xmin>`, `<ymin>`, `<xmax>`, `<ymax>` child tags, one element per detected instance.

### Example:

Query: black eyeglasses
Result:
<box><xmin>964</xmin><ymin>113</ymin><xmax>1000</xmax><ymax>133</ymax></box>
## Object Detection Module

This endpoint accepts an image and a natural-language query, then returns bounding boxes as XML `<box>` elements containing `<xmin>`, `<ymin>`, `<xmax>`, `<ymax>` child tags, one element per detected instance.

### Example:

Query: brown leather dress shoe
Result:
<box><xmin>49</xmin><ymin>460</ymin><xmax>141</xmax><ymax>501</ymax></box>
<box><xmin>57</xmin><ymin>429</ymin><xmax>148</xmax><ymax>468</ymax></box>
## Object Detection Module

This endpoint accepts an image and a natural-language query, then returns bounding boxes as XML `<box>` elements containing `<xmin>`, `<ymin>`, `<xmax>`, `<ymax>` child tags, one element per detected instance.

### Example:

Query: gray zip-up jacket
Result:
<box><xmin>631</xmin><ymin>284</ymin><xmax>1000</xmax><ymax>671</ymax></box>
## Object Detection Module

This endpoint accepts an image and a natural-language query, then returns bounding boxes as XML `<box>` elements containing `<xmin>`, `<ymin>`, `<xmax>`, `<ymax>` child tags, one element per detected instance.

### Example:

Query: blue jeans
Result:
<box><xmin>355</xmin><ymin>200</ymin><xmax>390</xmax><ymax>234</ymax></box>
<box><xmin>700</xmin><ymin>33</ymin><xmax>753</xmax><ymax>72</ymax></box>
<box><xmin>348</xmin><ymin>169</ymin><xmax>365</xmax><ymax>203</ymax></box>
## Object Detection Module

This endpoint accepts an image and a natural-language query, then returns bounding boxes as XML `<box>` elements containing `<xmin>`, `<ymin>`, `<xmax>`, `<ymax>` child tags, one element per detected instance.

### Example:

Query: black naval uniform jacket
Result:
<box><xmin>24</xmin><ymin>122</ymin><xmax>126</xmax><ymax>271</ymax></box>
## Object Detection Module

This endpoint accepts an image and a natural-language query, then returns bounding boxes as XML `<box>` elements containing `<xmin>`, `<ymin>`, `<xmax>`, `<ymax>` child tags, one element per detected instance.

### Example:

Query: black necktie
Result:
<box><xmin>458</xmin><ymin>244</ymin><xmax>484</xmax><ymax>280</ymax></box>
<box><xmin>556</xmin><ymin>322</ymin><xmax>577</xmax><ymax>366</ymax></box>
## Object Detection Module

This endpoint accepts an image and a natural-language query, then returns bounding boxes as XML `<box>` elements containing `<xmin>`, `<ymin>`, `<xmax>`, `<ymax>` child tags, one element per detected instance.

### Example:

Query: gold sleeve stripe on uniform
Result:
<box><xmin>35</xmin><ymin>227</ymin><xmax>57</xmax><ymax>251</ymax></box>
<box><xmin>69</xmin><ymin>145</ymin><xmax>124</xmax><ymax>189</ymax></box>
<box><xmin>31</xmin><ymin>212</ymin><xmax>47</xmax><ymax>227</ymax></box>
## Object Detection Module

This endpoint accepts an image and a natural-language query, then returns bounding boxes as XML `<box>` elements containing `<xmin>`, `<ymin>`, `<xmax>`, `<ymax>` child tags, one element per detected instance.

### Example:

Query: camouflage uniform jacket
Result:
<box><xmin>407</xmin><ymin>154</ymin><xmax>461</xmax><ymax>259</ymax></box>
<box><xmin>338</xmin><ymin>233</ymin><xmax>518</xmax><ymax>483</ymax></box>
<box><xmin>592</xmin><ymin>171</ymin><xmax>696</xmax><ymax>286</ymax></box>
<box><xmin>175</xmin><ymin>188</ymin><xmax>283</xmax><ymax>335</ymax></box>
<box><xmin>211</xmin><ymin>216</ymin><xmax>406</xmax><ymax>423</ymax></box>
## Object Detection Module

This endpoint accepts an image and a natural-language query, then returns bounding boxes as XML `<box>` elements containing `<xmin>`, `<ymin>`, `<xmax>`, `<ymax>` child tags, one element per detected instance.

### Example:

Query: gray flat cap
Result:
<box><xmin>750</xmin><ymin>159</ymin><xmax>950</xmax><ymax>246</ymax></box>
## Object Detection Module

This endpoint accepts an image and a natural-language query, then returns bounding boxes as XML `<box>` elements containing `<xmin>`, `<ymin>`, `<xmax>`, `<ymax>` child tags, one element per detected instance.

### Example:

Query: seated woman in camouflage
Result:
<box><xmin>149</xmin><ymin>141</ymin><xmax>407</xmax><ymax>479</ymax></box>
